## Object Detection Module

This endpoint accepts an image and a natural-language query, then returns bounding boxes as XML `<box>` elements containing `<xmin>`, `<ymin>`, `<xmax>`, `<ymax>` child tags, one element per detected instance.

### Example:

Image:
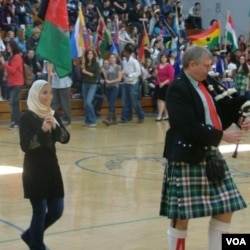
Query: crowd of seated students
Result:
<box><xmin>0</xmin><ymin>0</ymin><xmax>249</xmax><ymax>124</ymax></box>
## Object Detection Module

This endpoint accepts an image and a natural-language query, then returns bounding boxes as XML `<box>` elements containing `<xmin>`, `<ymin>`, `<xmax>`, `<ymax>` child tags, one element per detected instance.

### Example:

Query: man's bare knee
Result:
<box><xmin>171</xmin><ymin>219</ymin><xmax>189</xmax><ymax>230</ymax></box>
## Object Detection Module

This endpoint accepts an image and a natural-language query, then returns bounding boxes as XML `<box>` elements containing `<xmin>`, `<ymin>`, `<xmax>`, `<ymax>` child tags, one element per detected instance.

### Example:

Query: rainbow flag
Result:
<box><xmin>188</xmin><ymin>22</ymin><xmax>221</xmax><ymax>49</ymax></box>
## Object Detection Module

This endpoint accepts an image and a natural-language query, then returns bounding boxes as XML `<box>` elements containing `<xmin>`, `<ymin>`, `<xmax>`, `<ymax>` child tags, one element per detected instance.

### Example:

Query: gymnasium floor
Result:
<box><xmin>0</xmin><ymin>117</ymin><xmax>249</xmax><ymax>250</ymax></box>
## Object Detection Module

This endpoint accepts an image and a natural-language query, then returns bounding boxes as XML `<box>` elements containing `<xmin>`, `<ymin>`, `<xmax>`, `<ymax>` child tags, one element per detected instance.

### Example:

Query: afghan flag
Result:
<box><xmin>138</xmin><ymin>26</ymin><xmax>149</xmax><ymax>63</ymax></box>
<box><xmin>36</xmin><ymin>0</ymin><xmax>72</xmax><ymax>78</ymax></box>
<box><xmin>225</xmin><ymin>13</ymin><xmax>238</xmax><ymax>50</ymax></box>
<box><xmin>188</xmin><ymin>21</ymin><xmax>221</xmax><ymax>49</ymax></box>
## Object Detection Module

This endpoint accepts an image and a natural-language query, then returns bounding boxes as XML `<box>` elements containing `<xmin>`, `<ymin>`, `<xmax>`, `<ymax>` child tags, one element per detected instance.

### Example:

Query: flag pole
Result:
<box><xmin>224</xmin><ymin>11</ymin><xmax>230</xmax><ymax>51</ymax></box>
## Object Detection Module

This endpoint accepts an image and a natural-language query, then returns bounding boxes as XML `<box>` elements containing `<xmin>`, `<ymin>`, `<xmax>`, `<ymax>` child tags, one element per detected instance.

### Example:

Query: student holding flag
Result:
<box><xmin>81</xmin><ymin>49</ymin><xmax>100</xmax><ymax>127</ymax></box>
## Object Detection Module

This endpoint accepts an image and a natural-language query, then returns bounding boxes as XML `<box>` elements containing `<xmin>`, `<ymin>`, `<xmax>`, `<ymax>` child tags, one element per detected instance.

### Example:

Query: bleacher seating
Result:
<box><xmin>0</xmin><ymin>88</ymin><xmax>155</xmax><ymax>121</ymax></box>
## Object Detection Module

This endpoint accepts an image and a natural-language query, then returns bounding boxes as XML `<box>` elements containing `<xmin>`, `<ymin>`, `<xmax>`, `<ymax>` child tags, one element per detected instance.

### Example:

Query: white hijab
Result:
<box><xmin>27</xmin><ymin>80</ymin><xmax>54</xmax><ymax>118</ymax></box>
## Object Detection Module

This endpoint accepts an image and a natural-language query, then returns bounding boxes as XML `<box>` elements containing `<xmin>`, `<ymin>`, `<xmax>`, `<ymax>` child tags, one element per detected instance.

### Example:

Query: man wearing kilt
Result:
<box><xmin>160</xmin><ymin>45</ymin><xmax>250</xmax><ymax>250</ymax></box>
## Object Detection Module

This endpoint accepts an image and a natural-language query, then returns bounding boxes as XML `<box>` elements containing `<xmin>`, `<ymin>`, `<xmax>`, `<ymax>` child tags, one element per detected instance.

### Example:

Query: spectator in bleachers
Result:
<box><xmin>118</xmin><ymin>22</ymin><xmax>135</xmax><ymax>53</ymax></box>
<box><xmin>187</xmin><ymin>2</ymin><xmax>202</xmax><ymax>29</ymax></box>
<box><xmin>67</xmin><ymin>0</ymin><xmax>78</xmax><ymax>25</ymax></box>
<box><xmin>153</xmin><ymin>20</ymin><xmax>171</xmax><ymax>43</ymax></box>
<box><xmin>26</xmin><ymin>27</ymin><xmax>40</xmax><ymax>51</ymax></box>
<box><xmin>3</xmin><ymin>30</ymin><xmax>15</xmax><ymax>46</ymax></box>
<box><xmin>29</xmin><ymin>0</ymin><xmax>40</xmax><ymax>11</ymax></box>
<box><xmin>1</xmin><ymin>0</ymin><xmax>18</xmax><ymax>32</ymax></box>
<box><xmin>84</xmin><ymin>0</ymin><xmax>98</xmax><ymax>24</ymax></box>
<box><xmin>25</xmin><ymin>20</ymin><xmax>42</xmax><ymax>39</ymax></box>
<box><xmin>23</xmin><ymin>48</ymin><xmax>42</xmax><ymax>83</ymax></box>
<box><xmin>141</xmin><ymin>5</ymin><xmax>151</xmax><ymax>29</ymax></box>
<box><xmin>161</xmin><ymin>0</ymin><xmax>174</xmax><ymax>16</ymax></box>
<box><xmin>129</xmin><ymin>26</ymin><xmax>140</xmax><ymax>49</ymax></box>
<box><xmin>149</xmin><ymin>39</ymin><xmax>161</xmax><ymax>66</ymax></box>
<box><xmin>0</xmin><ymin>33</ymin><xmax>6</xmax><ymax>52</ymax></box>
<box><xmin>148</xmin><ymin>8</ymin><xmax>160</xmax><ymax>36</ymax></box>
<box><xmin>163</xmin><ymin>11</ymin><xmax>178</xmax><ymax>40</ymax></box>
<box><xmin>14</xmin><ymin>28</ymin><xmax>27</xmax><ymax>54</ymax></box>
<box><xmin>140</xmin><ymin>57</ymin><xmax>155</xmax><ymax>97</ymax></box>
<box><xmin>238</xmin><ymin>35</ymin><xmax>247</xmax><ymax>57</ymax></box>
<box><xmin>235</xmin><ymin>56</ymin><xmax>250</xmax><ymax>96</ymax></box>
<box><xmin>128</xmin><ymin>2</ymin><xmax>144</xmax><ymax>33</ymax></box>
<box><xmin>111</xmin><ymin>0</ymin><xmax>128</xmax><ymax>22</ymax></box>
<box><xmin>15</xmin><ymin>0</ymin><xmax>33</xmax><ymax>27</ymax></box>
<box><xmin>99</xmin><ymin>0</ymin><xmax>114</xmax><ymax>25</ymax></box>
<box><xmin>108</xmin><ymin>13</ymin><xmax>120</xmax><ymax>33</ymax></box>
<box><xmin>222</xmin><ymin>51</ymin><xmax>237</xmax><ymax>89</ymax></box>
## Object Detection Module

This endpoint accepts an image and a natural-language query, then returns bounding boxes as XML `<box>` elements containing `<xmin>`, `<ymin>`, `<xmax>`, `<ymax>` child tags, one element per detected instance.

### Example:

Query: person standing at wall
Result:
<box><xmin>160</xmin><ymin>45</ymin><xmax>250</xmax><ymax>250</ymax></box>
<box><xmin>120</xmin><ymin>43</ymin><xmax>145</xmax><ymax>123</ymax></box>
<box><xmin>102</xmin><ymin>54</ymin><xmax>122</xmax><ymax>126</ymax></box>
<box><xmin>19</xmin><ymin>80</ymin><xmax>70</xmax><ymax>250</ymax></box>
<box><xmin>51</xmin><ymin>74</ymin><xmax>72</xmax><ymax>126</ymax></box>
<box><xmin>0</xmin><ymin>40</ymin><xmax>24</xmax><ymax>129</ymax></box>
<box><xmin>81</xmin><ymin>49</ymin><xmax>100</xmax><ymax>127</ymax></box>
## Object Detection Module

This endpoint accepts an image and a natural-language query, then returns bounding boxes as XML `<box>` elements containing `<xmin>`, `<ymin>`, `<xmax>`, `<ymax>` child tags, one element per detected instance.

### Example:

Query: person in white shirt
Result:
<box><xmin>120</xmin><ymin>43</ymin><xmax>145</xmax><ymax>123</ymax></box>
<box><xmin>188</xmin><ymin>2</ymin><xmax>202</xmax><ymax>29</ymax></box>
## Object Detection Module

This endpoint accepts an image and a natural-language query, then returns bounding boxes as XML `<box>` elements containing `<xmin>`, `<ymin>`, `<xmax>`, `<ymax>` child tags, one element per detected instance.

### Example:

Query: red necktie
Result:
<box><xmin>199</xmin><ymin>82</ymin><xmax>222</xmax><ymax>130</ymax></box>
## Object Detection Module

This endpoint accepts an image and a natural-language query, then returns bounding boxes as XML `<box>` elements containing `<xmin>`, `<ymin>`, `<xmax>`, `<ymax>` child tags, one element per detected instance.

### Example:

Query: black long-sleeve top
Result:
<box><xmin>19</xmin><ymin>111</ymin><xmax>70</xmax><ymax>199</ymax></box>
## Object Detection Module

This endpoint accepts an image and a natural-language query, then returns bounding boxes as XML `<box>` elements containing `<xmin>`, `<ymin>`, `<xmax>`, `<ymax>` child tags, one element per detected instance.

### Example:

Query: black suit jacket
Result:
<box><xmin>163</xmin><ymin>70</ymin><xmax>246</xmax><ymax>164</ymax></box>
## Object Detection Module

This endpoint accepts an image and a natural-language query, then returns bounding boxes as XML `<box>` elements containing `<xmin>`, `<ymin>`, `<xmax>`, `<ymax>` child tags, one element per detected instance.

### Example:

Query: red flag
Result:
<box><xmin>96</xmin><ymin>18</ymin><xmax>105</xmax><ymax>55</ymax></box>
<box><xmin>138</xmin><ymin>27</ymin><xmax>149</xmax><ymax>63</ymax></box>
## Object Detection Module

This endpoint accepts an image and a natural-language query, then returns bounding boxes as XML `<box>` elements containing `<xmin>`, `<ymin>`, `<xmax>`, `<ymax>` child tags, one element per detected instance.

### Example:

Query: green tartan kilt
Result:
<box><xmin>159</xmin><ymin>154</ymin><xmax>247</xmax><ymax>219</ymax></box>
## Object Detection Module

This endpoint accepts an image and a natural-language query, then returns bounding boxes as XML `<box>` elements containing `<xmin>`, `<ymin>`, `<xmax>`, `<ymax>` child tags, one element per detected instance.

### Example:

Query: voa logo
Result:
<box><xmin>226</xmin><ymin>238</ymin><xmax>247</xmax><ymax>246</ymax></box>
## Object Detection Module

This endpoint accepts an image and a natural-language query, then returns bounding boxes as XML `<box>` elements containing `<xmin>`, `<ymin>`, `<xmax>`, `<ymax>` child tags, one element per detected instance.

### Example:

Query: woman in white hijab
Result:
<box><xmin>19</xmin><ymin>80</ymin><xmax>70</xmax><ymax>250</ymax></box>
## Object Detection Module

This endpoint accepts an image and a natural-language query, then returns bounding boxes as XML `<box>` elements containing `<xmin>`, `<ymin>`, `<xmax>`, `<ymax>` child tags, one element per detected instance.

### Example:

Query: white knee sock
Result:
<box><xmin>208</xmin><ymin>218</ymin><xmax>230</xmax><ymax>250</ymax></box>
<box><xmin>167</xmin><ymin>225</ymin><xmax>187</xmax><ymax>250</ymax></box>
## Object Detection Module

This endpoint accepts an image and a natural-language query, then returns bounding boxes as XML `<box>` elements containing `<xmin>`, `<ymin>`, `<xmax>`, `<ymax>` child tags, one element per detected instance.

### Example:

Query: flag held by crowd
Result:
<box><xmin>188</xmin><ymin>21</ymin><xmax>221</xmax><ymax>49</ymax></box>
<box><xmin>96</xmin><ymin>17</ymin><xmax>111</xmax><ymax>58</ymax></box>
<box><xmin>109</xmin><ymin>19</ymin><xmax>120</xmax><ymax>55</ymax></box>
<box><xmin>36</xmin><ymin>0</ymin><xmax>72</xmax><ymax>78</ymax></box>
<box><xmin>138</xmin><ymin>26</ymin><xmax>149</xmax><ymax>63</ymax></box>
<box><xmin>225</xmin><ymin>13</ymin><xmax>238</xmax><ymax>50</ymax></box>
<box><xmin>70</xmin><ymin>6</ymin><xmax>90</xmax><ymax>59</ymax></box>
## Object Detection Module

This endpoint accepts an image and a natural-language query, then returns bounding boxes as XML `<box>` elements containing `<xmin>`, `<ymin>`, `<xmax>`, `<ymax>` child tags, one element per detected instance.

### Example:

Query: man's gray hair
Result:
<box><xmin>182</xmin><ymin>46</ymin><xmax>212</xmax><ymax>69</ymax></box>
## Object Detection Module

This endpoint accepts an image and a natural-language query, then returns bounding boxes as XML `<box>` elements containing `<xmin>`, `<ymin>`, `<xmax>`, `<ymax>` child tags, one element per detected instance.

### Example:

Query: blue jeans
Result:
<box><xmin>9</xmin><ymin>86</ymin><xmax>22</xmax><ymax>124</ymax></box>
<box><xmin>106</xmin><ymin>87</ymin><xmax>119</xmax><ymax>113</ymax></box>
<box><xmin>22</xmin><ymin>198</ymin><xmax>64</xmax><ymax>250</ymax></box>
<box><xmin>121</xmin><ymin>82</ymin><xmax>144</xmax><ymax>121</ymax></box>
<box><xmin>82</xmin><ymin>83</ymin><xmax>98</xmax><ymax>124</ymax></box>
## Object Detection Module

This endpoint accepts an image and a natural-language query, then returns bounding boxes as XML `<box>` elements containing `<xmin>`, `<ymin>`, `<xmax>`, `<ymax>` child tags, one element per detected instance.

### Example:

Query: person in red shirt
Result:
<box><xmin>0</xmin><ymin>40</ymin><xmax>24</xmax><ymax>129</ymax></box>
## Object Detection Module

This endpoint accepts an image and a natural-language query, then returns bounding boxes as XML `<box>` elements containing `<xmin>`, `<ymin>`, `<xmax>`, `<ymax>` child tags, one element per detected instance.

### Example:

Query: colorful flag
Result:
<box><xmin>109</xmin><ymin>19</ymin><xmax>120</xmax><ymax>55</ymax></box>
<box><xmin>96</xmin><ymin>17</ymin><xmax>110</xmax><ymax>58</ymax></box>
<box><xmin>188</xmin><ymin>21</ymin><xmax>221</xmax><ymax>49</ymax></box>
<box><xmin>36</xmin><ymin>0</ymin><xmax>72</xmax><ymax>77</ymax></box>
<box><xmin>138</xmin><ymin>26</ymin><xmax>149</xmax><ymax>63</ymax></box>
<box><xmin>70</xmin><ymin>7</ymin><xmax>90</xmax><ymax>59</ymax></box>
<box><xmin>225</xmin><ymin>13</ymin><xmax>238</xmax><ymax>50</ymax></box>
